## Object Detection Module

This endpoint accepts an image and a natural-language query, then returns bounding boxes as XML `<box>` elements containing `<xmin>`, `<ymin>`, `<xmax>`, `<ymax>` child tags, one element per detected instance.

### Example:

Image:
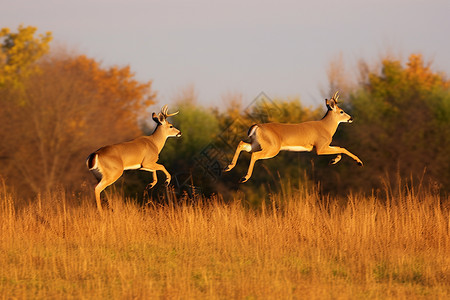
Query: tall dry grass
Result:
<box><xmin>0</xmin><ymin>181</ymin><xmax>449</xmax><ymax>299</ymax></box>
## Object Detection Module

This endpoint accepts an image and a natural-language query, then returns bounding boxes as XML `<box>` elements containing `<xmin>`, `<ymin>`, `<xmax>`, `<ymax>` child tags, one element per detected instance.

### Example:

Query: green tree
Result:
<box><xmin>159</xmin><ymin>104</ymin><xmax>221</xmax><ymax>194</ymax></box>
<box><xmin>333</xmin><ymin>54</ymin><xmax>450</xmax><ymax>193</ymax></box>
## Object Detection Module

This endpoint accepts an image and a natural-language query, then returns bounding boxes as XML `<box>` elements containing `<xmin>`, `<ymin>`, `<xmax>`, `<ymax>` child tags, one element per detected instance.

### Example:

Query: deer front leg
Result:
<box><xmin>224</xmin><ymin>141</ymin><xmax>252</xmax><ymax>172</ymax></box>
<box><xmin>329</xmin><ymin>154</ymin><xmax>342</xmax><ymax>165</ymax></box>
<box><xmin>317</xmin><ymin>145</ymin><xmax>363</xmax><ymax>166</ymax></box>
<box><xmin>141</xmin><ymin>163</ymin><xmax>172</xmax><ymax>186</ymax></box>
<box><xmin>140</xmin><ymin>168</ymin><xmax>158</xmax><ymax>189</ymax></box>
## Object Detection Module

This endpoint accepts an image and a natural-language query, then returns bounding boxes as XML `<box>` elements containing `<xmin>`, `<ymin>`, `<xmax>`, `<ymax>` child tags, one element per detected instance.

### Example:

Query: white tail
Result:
<box><xmin>86</xmin><ymin>105</ymin><xmax>181</xmax><ymax>212</ymax></box>
<box><xmin>224</xmin><ymin>92</ymin><xmax>363</xmax><ymax>183</ymax></box>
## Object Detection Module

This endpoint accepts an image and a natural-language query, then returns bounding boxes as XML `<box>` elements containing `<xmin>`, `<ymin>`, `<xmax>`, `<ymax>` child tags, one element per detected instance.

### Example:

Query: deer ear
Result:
<box><xmin>158</xmin><ymin>113</ymin><xmax>166</xmax><ymax>124</ymax></box>
<box><xmin>152</xmin><ymin>112</ymin><xmax>162</xmax><ymax>124</ymax></box>
<box><xmin>326</xmin><ymin>99</ymin><xmax>336</xmax><ymax>110</ymax></box>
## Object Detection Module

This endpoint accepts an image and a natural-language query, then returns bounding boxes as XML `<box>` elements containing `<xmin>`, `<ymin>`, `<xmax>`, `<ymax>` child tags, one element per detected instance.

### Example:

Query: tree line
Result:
<box><xmin>0</xmin><ymin>26</ymin><xmax>155</xmax><ymax>198</ymax></box>
<box><xmin>1</xmin><ymin>25</ymin><xmax>448</xmax><ymax>202</ymax></box>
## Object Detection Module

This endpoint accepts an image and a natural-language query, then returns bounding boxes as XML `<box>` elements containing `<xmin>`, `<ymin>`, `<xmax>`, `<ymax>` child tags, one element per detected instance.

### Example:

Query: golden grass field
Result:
<box><xmin>0</xmin><ymin>182</ymin><xmax>449</xmax><ymax>299</ymax></box>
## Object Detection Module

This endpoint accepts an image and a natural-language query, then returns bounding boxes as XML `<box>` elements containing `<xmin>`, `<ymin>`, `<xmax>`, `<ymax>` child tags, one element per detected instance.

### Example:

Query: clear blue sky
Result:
<box><xmin>2</xmin><ymin>0</ymin><xmax>449</xmax><ymax>108</ymax></box>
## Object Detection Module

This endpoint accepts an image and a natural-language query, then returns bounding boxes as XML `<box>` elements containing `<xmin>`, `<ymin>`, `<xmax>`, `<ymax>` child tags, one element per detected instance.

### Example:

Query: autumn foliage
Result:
<box><xmin>332</xmin><ymin>54</ymin><xmax>450</xmax><ymax>194</ymax></box>
<box><xmin>0</xmin><ymin>26</ymin><xmax>156</xmax><ymax>197</ymax></box>
<box><xmin>1</xmin><ymin>25</ymin><xmax>449</xmax><ymax>201</ymax></box>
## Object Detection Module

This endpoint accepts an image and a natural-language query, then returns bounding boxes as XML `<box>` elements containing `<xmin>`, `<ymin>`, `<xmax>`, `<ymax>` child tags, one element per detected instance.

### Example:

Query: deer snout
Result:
<box><xmin>176</xmin><ymin>131</ymin><xmax>182</xmax><ymax>137</ymax></box>
<box><xmin>348</xmin><ymin>117</ymin><xmax>353</xmax><ymax>123</ymax></box>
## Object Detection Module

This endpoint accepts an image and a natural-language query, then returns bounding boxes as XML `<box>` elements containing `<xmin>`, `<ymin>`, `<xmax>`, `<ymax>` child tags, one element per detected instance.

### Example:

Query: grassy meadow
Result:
<box><xmin>0</xmin><ymin>182</ymin><xmax>449</xmax><ymax>299</ymax></box>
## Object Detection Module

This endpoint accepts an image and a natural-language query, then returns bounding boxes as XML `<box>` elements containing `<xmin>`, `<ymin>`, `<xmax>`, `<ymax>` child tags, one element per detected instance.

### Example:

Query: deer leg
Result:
<box><xmin>317</xmin><ymin>146</ymin><xmax>363</xmax><ymax>166</ymax></box>
<box><xmin>240</xmin><ymin>149</ymin><xmax>278</xmax><ymax>183</ymax></box>
<box><xmin>94</xmin><ymin>169</ymin><xmax>123</xmax><ymax>212</ymax></box>
<box><xmin>141</xmin><ymin>163</ymin><xmax>172</xmax><ymax>186</ymax></box>
<box><xmin>329</xmin><ymin>154</ymin><xmax>342</xmax><ymax>165</ymax></box>
<box><xmin>149</xmin><ymin>170</ymin><xmax>158</xmax><ymax>188</ymax></box>
<box><xmin>139</xmin><ymin>167</ymin><xmax>158</xmax><ymax>189</ymax></box>
<box><xmin>224</xmin><ymin>141</ymin><xmax>252</xmax><ymax>172</ymax></box>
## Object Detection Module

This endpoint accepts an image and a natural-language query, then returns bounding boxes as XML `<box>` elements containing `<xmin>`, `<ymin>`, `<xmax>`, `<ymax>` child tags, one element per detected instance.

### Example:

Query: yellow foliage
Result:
<box><xmin>0</xmin><ymin>25</ymin><xmax>52</xmax><ymax>87</ymax></box>
<box><xmin>406</xmin><ymin>54</ymin><xmax>449</xmax><ymax>90</ymax></box>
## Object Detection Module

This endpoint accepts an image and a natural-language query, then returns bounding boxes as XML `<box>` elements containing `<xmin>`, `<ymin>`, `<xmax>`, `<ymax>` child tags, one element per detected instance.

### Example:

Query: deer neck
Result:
<box><xmin>151</xmin><ymin>125</ymin><xmax>169</xmax><ymax>153</ymax></box>
<box><xmin>320</xmin><ymin>110</ymin><xmax>339</xmax><ymax>136</ymax></box>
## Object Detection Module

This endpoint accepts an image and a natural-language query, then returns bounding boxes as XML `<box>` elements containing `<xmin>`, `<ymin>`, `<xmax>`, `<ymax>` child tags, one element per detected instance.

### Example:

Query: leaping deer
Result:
<box><xmin>224</xmin><ymin>92</ymin><xmax>363</xmax><ymax>183</ymax></box>
<box><xmin>86</xmin><ymin>105</ymin><xmax>181</xmax><ymax>212</ymax></box>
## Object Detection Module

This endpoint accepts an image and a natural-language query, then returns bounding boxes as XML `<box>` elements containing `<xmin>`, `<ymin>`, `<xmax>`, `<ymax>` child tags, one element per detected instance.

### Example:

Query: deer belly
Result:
<box><xmin>124</xmin><ymin>164</ymin><xmax>142</xmax><ymax>170</ymax></box>
<box><xmin>280</xmin><ymin>145</ymin><xmax>313</xmax><ymax>152</ymax></box>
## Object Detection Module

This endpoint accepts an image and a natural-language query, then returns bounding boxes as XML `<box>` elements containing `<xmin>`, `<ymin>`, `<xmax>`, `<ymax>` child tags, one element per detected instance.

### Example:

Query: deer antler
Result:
<box><xmin>161</xmin><ymin>105</ymin><xmax>179</xmax><ymax>118</ymax></box>
<box><xmin>332</xmin><ymin>91</ymin><xmax>340</xmax><ymax>103</ymax></box>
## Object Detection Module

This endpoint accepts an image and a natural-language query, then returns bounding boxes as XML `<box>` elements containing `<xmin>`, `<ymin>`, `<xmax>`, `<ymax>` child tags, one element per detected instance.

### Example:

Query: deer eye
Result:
<box><xmin>340</xmin><ymin>111</ymin><xmax>344</xmax><ymax>114</ymax></box>
<box><xmin>170</xmin><ymin>125</ymin><xmax>173</xmax><ymax>128</ymax></box>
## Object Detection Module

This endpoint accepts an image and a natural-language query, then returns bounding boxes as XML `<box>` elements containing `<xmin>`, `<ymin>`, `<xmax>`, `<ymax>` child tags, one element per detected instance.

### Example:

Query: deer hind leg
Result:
<box><xmin>94</xmin><ymin>169</ymin><xmax>123</xmax><ymax>212</ymax></box>
<box><xmin>224</xmin><ymin>141</ymin><xmax>252</xmax><ymax>172</ymax></box>
<box><xmin>317</xmin><ymin>146</ymin><xmax>363</xmax><ymax>166</ymax></box>
<box><xmin>240</xmin><ymin>148</ymin><xmax>279</xmax><ymax>183</ymax></box>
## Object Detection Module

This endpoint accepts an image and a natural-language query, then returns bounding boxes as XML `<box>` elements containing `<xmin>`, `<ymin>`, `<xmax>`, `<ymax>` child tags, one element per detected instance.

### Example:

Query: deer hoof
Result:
<box><xmin>329</xmin><ymin>154</ymin><xmax>342</xmax><ymax>165</ymax></box>
<box><xmin>239</xmin><ymin>176</ymin><xmax>249</xmax><ymax>183</ymax></box>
